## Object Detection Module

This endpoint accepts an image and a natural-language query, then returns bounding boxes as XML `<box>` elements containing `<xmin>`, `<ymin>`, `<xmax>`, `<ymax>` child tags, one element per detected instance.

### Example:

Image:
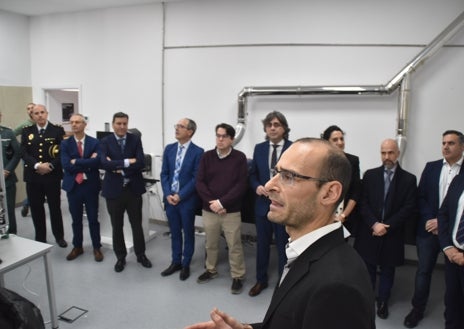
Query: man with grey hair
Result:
<box><xmin>355</xmin><ymin>138</ymin><xmax>417</xmax><ymax>320</ymax></box>
<box><xmin>61</xmin><ymin>113</ymin><xmax>103</xmax><ymax>262</ymax></box>
<box><xmin>21</xmin><ymin>104</ymin><xmax>67</xmax><ymax>246</ymax></box>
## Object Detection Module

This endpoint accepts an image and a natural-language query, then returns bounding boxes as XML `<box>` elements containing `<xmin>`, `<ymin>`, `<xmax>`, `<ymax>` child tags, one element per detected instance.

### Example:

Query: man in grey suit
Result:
<box><xmin>186</xmin><ymin>138</ymin><xmax>375</xmax><ymax>329</ymax></box>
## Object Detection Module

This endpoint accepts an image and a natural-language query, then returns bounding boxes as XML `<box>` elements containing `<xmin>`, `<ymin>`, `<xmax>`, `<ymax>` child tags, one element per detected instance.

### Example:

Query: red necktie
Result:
<box><xmin>75</xmin><ymin>140</ymin><xmax>84</xmax><ymax>184</ymax></box>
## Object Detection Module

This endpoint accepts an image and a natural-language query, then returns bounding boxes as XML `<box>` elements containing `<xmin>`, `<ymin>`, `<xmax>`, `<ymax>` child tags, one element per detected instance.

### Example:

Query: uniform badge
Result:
<box><xmin>28</xmin><ymin>134</ymin><xmax>34</xmax><ymax>140</ymax></box>
<box><xmin>49</xmin><ymin>145</ymin><xmax>59</xmax><ymax>158</ymax></box>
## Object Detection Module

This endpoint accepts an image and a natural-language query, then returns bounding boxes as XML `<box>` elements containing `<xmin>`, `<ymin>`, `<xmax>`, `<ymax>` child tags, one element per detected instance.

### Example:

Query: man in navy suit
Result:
<box><xmin>160</xmin><ymin>118</ymin><xmax>204</xmax><ymax>281</ymax></box>
<box><xmin>21</xmin><ymin>104</ymin><xmax>67</xmax><ymax>246</ymax></box>
<box><xmin>61</xmin><ymin>114</ymin><xmax>103</xmax><ymax>262</ymax></box>
<box><xmin>248</xmin><ymin>111</ymin><xmax>292</xmax><ymax>297</ymax></box>
<box><xmin>404</xmin><ymin>130</ymin><xmax>464</xmax><ymax>328</ymax></box>
<box><xmin>186</xmin><ymin>138</ymin><xmax>375</xmax><ymax>329</ymax></box>
<box><xmin>100</xmin><ymin>112</ymin><xmax>152</xmax><ymax>272</ymax></box>
<box><xmin>354</xmin><ymin>138</ymin><xmax>417</xmax><ymax>320</ymax></box>
<box><xmin>438</xmin><ymin>145</ymin><xmax>464</xmax><ymax>329</ymax></box>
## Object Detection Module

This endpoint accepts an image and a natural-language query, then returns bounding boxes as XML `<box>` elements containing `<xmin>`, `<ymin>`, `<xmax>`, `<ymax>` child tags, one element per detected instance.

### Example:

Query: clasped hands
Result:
<box><xmin>445</xmin><ymin>247</ymin><xmax>464</xmax><ymax>266</ymax></box>
<box><xmin>372</xmin><ymin>222</ymin><xmax>390</xmax><ymax>236</ymax></box>
<box><xmin>209</xmin><ymin>200</ymin><xmax>226</xmax><ymax>215</ymax></box>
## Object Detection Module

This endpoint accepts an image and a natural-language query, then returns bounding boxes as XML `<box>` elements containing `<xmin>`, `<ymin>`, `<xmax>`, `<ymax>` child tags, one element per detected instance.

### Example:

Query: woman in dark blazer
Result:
<box><xmin>322</xmin><ymin>125</ymin><xmax>362</xmax><ymax>235</ymax></box>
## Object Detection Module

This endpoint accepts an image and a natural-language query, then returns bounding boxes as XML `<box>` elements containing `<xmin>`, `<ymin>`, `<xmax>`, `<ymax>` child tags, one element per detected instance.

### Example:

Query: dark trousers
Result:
<box><xmin>26</xmin><ymin>180</ymin><xmax>64</xmax><ymax>243</ymax></box>
<box><xmin>165</xmin><ymin>202</ymin><xmax>196</xmax><ymax>267</ymax></box>
<box><xmin>105</xmin><ymin>187</ymin><xmax>145</xmax><ymax>259</ymax></box>
<box><xmin>67</xmin><ymin>183</ymin><xmax>101</xmax><ymax>249</ymax></box>
<box><xmin>365</xmin><ymin>261</ymin><xmax>396</xmax><ymax>302</ymax></box>
<box><xmin>444</xmin><ymin>258</ymin><xmax>464</xmax><ymax>329</ymax></box>
<box><xmin>6</xmin><ymin>184</ymin><xmax>17</xmax><ymax>234</ymax></box>
<box><xmin>254</xmin><ymin>215</ymin><xmax>288</xmax><ymax>284</ymax></box>
<box><xmin>411</xmin><ymin>234</ymin><xmax>441</xmax><ymax>312</ymax></box>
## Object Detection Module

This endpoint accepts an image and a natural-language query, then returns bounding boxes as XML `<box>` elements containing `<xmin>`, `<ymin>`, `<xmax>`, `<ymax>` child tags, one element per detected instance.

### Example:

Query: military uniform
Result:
<box><xmin>0</xmin><ymin>125</ymin><xmax>21</xmax><ymax>234</ymax></box>
<box><xmin>21</xmin><ymin>122</ymin><xmax>65</xmax><ymax>243</ymax></box>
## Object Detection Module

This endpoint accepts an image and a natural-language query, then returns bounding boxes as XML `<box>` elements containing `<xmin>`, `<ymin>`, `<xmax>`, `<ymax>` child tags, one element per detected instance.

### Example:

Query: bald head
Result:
<box><xmin>381</xmin><ymin>138</ymin><xmax>400</xmax><ymax>169</ymax></box>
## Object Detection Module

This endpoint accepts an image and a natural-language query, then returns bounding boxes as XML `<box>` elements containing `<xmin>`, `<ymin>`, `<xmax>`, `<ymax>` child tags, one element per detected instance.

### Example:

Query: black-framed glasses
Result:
<box><xmin>271</xmin><ymin>167</ymin><xmax>330</xmax><ymax>186</ymax></box>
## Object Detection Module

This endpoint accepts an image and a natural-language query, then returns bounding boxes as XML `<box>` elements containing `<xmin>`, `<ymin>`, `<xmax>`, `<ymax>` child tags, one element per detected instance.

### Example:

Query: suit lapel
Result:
<box><xmin>262</xmin><ymin>227</ymin><xmax>345</xmax><ymax>326</ymax></box>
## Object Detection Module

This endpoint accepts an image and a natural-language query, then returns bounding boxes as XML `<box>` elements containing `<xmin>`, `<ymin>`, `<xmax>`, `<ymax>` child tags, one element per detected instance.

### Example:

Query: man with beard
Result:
<box><xmin>354</xmin><ymin>138</ymin><xmax>417</xmax><ymax>320</ymax></box>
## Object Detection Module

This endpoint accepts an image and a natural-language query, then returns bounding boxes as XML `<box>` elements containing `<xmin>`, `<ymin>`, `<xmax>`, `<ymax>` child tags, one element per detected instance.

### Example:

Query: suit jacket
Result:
<box><xmin>160</xmin><ymin>141</ymin><xmax>204</xmax><ymax>207</ymax></box>
<box><xmin>100</xmin><ymin>133</ymin><xmax>145</xmax><ymax>199</ymax></box>
<box><xmin>252</xmin><ymin>227</ymin><xmax>375</xmax><ymax>329</ymax></box>
<box><xmin>343</xmin><ymin>152</ymin><xmax>362</xmax><ymax>233</ymax></box>
<box><xmin>21</xmin><ymin>122</ymin><xmax>65</xmax><ymax>182</ymax></box>
<box><xmin>61</xmin><ymin>135</ymin><xmax>101</xmax><ymax>193</ymax></box>
<box><xmin>355</xmin><ymin>164</ymin><xmax>417</xmax><ymax>266</ymax></box>
<box><xmin>249</xmin><ymin>139</ymin><xmax>292</xmax><ymax>217</ymax></box>
<box><xmin>417</xmin><ymin>159</ymin><xmax>463</xmax><ymax>238</ymax></box>
<box><xmin>438</xmin><ymin>173</ymin><xmax>464</xmax><ymax>250</ymax></box>
<box><xmin>0</xmin><ymin>126</ymin><xmax>21</xmax><ymax>187</ymax></box>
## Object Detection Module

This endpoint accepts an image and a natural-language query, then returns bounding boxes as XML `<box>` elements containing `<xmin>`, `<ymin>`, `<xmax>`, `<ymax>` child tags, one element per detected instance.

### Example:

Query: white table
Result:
<box><xmin>0</xmin><ymin>235</ymin><xmax>58</xmax><ymax>328</ymax></box>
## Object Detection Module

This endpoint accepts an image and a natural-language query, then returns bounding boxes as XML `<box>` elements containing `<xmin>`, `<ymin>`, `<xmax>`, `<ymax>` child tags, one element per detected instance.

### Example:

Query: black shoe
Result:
<box><xmin>377</xmin><ymin>301</ymin><xmax>389</xmax><ymax>319</ymax></box>
<box><xmin>114</xmin><ymin>258</ymin><xmax>126</xmax><ymax>272</ymax></box>
<box><xmin>56</xmin><ymin>239</ymin><xmax>68</xmax><ymax>248</ymax></box>
<box><xmin>197</xmin><ymin>270</ymin><xmax>218</xmax><ymax>283</ymax></box>
<box><xmin>137</xmin><ymin>254</ymin><xmax>152</xmax><ymax>268</ymax></box>
<box><xmin>21</xmin><ymin>205</ymin><xmax>29</xmax><ymax>217</ymax></box>
<box><xmin>161</xmin><ymin>263</ymin><xmax>182</xmax><ymax>276</ymax></box>
<box><xmin>180</xmin><ymin>267</ymin><xmax>190</xmax><ymax>281</ymax></box>
<box><xmin>404</xmin><ymin>308</ymin><xmax>423</xmax><ymax>328</ymax></box>
<box><xmin>231</xmin><ymin>278</ymin><xmax>243</xmax><ymax>294</ymax></box>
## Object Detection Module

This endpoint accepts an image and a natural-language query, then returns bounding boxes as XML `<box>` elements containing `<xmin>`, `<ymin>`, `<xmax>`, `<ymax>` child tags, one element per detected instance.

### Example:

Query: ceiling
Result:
<box><xmin>0</xmin><ymin>0</ymin><xmax>171</xmax><ymax>16</ymax></box>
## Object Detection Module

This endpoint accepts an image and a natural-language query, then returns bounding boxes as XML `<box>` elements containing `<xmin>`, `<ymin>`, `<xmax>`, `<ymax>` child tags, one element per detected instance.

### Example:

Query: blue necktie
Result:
<box><xmin>171</xmin><ymin>145</ymin><xmax>184</xmax><ymax>193</ymax></box>
<box><xmin>456</xmin><ymin>210</ymin><xmax>464</xmax><ymax>245</ymax></box>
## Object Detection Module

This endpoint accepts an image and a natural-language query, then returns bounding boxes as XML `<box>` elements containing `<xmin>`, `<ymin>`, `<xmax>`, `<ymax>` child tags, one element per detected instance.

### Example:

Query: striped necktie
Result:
<box><xmin>75</xmin><ymin>140</ymin><xmax>84</xmax><ymax>184</ymax></box>
<box><xmin>456</xmin><ymin>209</ymin><xmax>464</xmax><ymax>245</ymax></box>
<box><xmin>171</xmin><ymin>145</ymin><xmax>184</xmax><ymax>193</ymax></box>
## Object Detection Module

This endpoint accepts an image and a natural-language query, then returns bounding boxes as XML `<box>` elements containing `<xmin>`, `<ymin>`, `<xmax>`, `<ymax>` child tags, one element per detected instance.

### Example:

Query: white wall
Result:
<box><xmin>1</xmin><ymin>0</ymin><xmax>463</xmax><ymax>178</ymax></box>
<box><xmin>0</xmin><ymin>10</ymin><xmax>31</xmax><ymax>86</ymax></box>
<box><xmin>29</xmin><ymin>4</ymin><xmax>164</xmax><ymax>153</ymax></box>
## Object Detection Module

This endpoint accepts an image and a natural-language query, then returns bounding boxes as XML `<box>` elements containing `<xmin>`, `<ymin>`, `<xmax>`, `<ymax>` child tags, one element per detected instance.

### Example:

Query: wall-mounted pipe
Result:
<box><xmin>234</xmin><ymin>11</ymin><xmax>464</xmax><ymax>149</ymax></box>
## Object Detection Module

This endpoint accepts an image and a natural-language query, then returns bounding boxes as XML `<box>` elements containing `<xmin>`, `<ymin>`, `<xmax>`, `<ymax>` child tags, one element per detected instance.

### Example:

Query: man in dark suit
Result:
<box><xmin>160</xmin><ymin>118</ymin><xmax>204</xmax><ymax>281</ymax></box>
<box><xmin>186</xmin><ymin>138</ymin><xmax>375</xmax><ymax>329</ymax></box>
<box><xmin>61</xmin><ymin>113</ymin><xmax>103</xmax><ymax>262</ymax></box>
<box><xmin>404</xmin><ymin>130</ymin><xmax>464</xmax><ymax>328</ymax></box>
<box><xmin>100</xmin><ymin>112</ymin><xmax>152</xmax><ymax>272</ymax></box>
<box><xmin>354</xmin><ymin>138</ymin><xmax>417</xmax><ymax>320</ymax></box>
<box><xmin>0</xmin><ymin>113</ymin><xmax>21</xmax><ymax>234</ymax></box>
<box><xmin>21</xmin><ymin>104</ymin><xmax>67</xmax><ymax>246</ymax></box>
<box><xmin>248</xmin><ymin>111</ymin><xmax>291</xmax><ymax>297</ymax></box>
<box><xmin>438</xmin><ymin>156</ymin><xmax>464</xmax><ymax>329</ymax></box>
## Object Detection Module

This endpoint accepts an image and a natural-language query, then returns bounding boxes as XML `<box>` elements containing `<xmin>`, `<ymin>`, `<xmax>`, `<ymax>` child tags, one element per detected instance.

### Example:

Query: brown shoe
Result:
<box><xmin>66</xmin><ymin>247</ymin><xmax>83</xmax><ymax>261</ymax></box>
<box><xmin>248</xmin><ymin>282</ymin><xmax>268</xmax><ymax>297</ymax></box>
<box><xmin>93</xmin><ymin>248</ymin><xmax>104</xmax><ymax>262</ymax></box>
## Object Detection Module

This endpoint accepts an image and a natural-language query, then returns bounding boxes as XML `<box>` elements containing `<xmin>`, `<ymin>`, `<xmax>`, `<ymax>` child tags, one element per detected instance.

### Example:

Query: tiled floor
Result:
<box><xmin>3</xmin><ymin>198</ymin><xmax>445</xmax><ymax>329</ymax></box>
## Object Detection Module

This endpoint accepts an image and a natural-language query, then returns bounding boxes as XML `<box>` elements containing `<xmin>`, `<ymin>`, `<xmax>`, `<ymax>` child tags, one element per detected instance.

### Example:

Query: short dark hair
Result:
<box><xmin>443</xmin><ymin>130</ymin><xmax>464</xmax><ymax>144</ymax></box>
<box><xmin>215</xmin><ymin>123</ymin><xmax>236</xmax><ymax>139</ymax></box>
<box><xmin>321</xmin><ymin>125</ymin><xmax>344</xmax><ymax>141</ymax></box>
<box><xmin>295</xmin><ymin>137</ymin><xmax>351</xmax><ymax>204</ymax></box>
<box><xmin>113</xmin><ymin>112</ymin><xmax>129</xmax><ymax>123</ymax></box>
<box><xmin>262</xmin><ymin>111</ymin><xmax>290</xmax><ymax>140</ymax></box>
<box><xmin>186</xmin><ymin>118</ymin><xmax>197</xmax><ymax>136</ymax></box>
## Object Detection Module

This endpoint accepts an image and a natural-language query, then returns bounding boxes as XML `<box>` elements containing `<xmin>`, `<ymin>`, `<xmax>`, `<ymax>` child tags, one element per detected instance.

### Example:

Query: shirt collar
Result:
<box><xmin>443</xmin><ymin>156</ymin><xmax>463</xmax><ymax>167</ymax></box>
<box><xmin>286</xmin><ymin>221</ymin><xmax>342</xmax><ymax>260</ymax></box>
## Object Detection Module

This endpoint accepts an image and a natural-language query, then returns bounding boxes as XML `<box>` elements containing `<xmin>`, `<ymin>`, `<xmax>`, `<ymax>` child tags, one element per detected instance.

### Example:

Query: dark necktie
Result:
<box><xmin>118</xmin><ymin>138</ymin><xmax>125</xmax><ymax>153</ymax></box>
<box><xmin>39</xmin><ymin>128</ymin><xmax>45</xmax><ymax>135</ymax></box>
<box><xmin>75</xmin><ymin>140</ymin><xmax>84</xmax><ymax>184</ymax></box>
<box><xmin>456</xmin><ymin>209</ymin><xmax>464</xmax><ymax>245</ymax></box>
<box><xmin>384</xmin><ymin>169</ymin><xmax>393</xmax><ymax>200</ymax></box>
<box><xmin>271</xmin><ymin>144</ymin><xmax>279</xmax><ymax>170</ymax></box>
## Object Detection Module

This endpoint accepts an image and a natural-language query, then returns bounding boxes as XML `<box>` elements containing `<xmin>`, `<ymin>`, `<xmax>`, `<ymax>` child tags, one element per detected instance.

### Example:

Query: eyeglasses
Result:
<box><xmin>271</xmin><ymin>167</ymin><xmax>330</xmax><ymax>186</ymax></box>
<box><xmin>174</xmin><ymin>124</ymin><xmax>188</xmax><ymax>129</ymax></box>
<box><xmin>216</xmin><ymin>134</ymin><xmax>230</xmax><ymax>139</ymax></box>
<box><xmin>266</xmin><ymin>122</ymin><xmax>282</xmax><ymax>128</ymax></box>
